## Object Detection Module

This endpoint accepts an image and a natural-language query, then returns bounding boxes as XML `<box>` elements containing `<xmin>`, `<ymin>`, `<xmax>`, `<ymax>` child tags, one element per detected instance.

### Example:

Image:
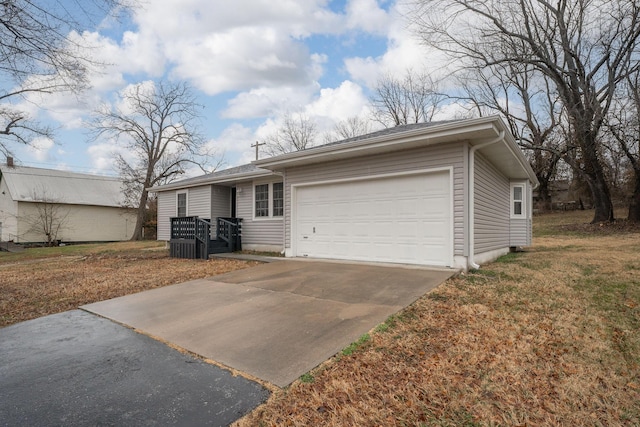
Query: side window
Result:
<box><xmin>273</xmin><ymin>182</ymin><xmax>284</xmax><ymax>217</ymax></box>
<box><xmin>511</xmin><ymin>184</ymin><xmax>524</xmax><ymax>217</ymax></box>
<box><xmin>177</xmin><ymin>192</ymin><xmax>187</xmax><ymax>217</ymax></box>
<box><xmin>255</xmin><ymin>184</ymin><xmax>269</xmax><ymax>217</ymax></box>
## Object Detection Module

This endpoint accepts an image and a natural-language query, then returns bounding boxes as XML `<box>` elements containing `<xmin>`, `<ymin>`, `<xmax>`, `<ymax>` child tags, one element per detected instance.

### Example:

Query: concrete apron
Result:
<box><xmin>82</xmin><ymin>260</ymin><xmax>453</xmax><ymax>387</ymax></box>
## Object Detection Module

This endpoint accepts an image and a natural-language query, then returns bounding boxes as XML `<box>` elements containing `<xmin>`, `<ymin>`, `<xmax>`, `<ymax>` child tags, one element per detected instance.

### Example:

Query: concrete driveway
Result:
<box><xmin>83</xmin><ymin>260</ymin><xmax>453</xmax><ymax>387</ymax></box>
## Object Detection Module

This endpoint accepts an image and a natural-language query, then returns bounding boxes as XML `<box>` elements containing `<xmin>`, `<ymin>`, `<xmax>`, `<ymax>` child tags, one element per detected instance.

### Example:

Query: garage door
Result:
<box><xmin>294</xmin><ymin>171</ymin><xmax>452</xmax><ymax>266</ymax></box>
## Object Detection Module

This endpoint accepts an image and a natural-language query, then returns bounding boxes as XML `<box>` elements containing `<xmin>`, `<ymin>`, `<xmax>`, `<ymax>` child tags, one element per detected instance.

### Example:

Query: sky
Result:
<box><xmin>8</xmin><ymin>0</ymin><xmax>454</xmax><ymax>177</ymax></box>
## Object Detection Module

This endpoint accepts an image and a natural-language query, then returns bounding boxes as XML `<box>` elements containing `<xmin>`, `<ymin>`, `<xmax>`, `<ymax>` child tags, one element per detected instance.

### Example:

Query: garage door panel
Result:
<box><xmin>295</xmin><ymin>171</ymin><xmax>451</xmax><ymax>266</ymax></box>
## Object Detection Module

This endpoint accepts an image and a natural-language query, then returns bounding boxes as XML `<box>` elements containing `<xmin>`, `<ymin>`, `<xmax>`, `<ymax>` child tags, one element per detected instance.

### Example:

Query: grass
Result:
<box><xmin>237</xmin><ymin>210</ymin><xmax>640</xmax><ymax>426</ymax></box>
<box><xmin>2</xmin><ymin>212</ymin><xmax>639</xmax><ymax>425</ymax></box>
<box><xmin>341</xmin><ymin>334</ymin><xmax>371</xmax><ymax>356</ymax></box>
<box><xmin>0</xmin><ymin>241</ymin><xmax>257</xmax><ymax>327</ymax></box>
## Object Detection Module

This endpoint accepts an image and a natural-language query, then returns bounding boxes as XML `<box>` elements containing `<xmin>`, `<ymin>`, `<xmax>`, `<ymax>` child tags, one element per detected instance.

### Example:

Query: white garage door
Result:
<box><xmin>294</xmin><ymin>171</ymin><xmax>452</xmax><ymax>266</ymax></box>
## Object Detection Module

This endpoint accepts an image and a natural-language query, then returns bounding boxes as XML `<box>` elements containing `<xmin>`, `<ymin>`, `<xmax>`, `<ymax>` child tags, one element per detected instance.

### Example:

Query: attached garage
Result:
<box><xmin>293</xmin><ymin>170</ymin><xmax>452</xmax><ymax>266</ymax></box>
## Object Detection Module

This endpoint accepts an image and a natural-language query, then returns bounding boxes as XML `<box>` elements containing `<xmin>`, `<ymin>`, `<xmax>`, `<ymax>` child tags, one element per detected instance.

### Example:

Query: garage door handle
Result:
<box><xmin>313</xmin><ymin>227</ymin><xmax>315</xmax><ymax>233</ymax></box>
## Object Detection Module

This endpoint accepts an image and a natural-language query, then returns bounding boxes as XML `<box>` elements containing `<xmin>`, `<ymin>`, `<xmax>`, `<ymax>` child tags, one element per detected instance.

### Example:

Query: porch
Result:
<box><xmin>169</xmin><ymin>216</ymin><xmax>242</xmax><ymax>260</ymax></box>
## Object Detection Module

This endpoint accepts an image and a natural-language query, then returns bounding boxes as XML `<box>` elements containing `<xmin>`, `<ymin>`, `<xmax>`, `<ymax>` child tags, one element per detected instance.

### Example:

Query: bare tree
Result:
<box><xmin>322</xmin><ymin>116</ymin><xmax>374</xmax><ymax>144</ymax></box>
<box><xmin>25</xmin><ymin>187</ymin><xmax>69</xmax><ymax>246</ymax></box>
<box><xmin>410</xmin><ymin>0</ymin><xmax>640</xmax><ymax>222</ymax></box>
<box><xmin>606</xmin><ymin>70</ymin><xmax>640</xmax><ymax>221</ymax></box>
<box><xmin>456</xmin><ymin>64</ymin><xmax>566</xmax><ymax>211</ymax></box>
<box><xmin>91</xmin><ymin>81</ymin><xmax>208</xmax><ymax>240</ymax></box>
<box><xmin>0</xmin><ymin>0</ymin><xmax>130</xmax><ymax>155</ymax></box>
<box><xmin>263</xmin><ymin>113</ymin><xmax>318</xmax><ymax>156</ymax></box>
<box><xmin>371</xmin><ymin>71</ymin><xmax>445</xmax><ymax>127</ymax></box>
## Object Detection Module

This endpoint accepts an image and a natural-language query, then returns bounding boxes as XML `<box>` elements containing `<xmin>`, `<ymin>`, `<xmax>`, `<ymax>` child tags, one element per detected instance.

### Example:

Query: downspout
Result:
<box><xmin>468</xmin><ymin>131</ymin><xmax>505</xmax><ymax>271</ymax></box>
<box><xmin>271</xmin><ymin>170</ymin><xmax>286</xmax><ymax>256</ymax></box>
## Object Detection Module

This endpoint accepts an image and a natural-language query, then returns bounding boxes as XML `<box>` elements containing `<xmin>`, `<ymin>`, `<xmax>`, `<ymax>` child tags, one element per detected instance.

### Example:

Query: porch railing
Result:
<box><xmin>169</xmin><ymin>216</ymin><xmax>242</xmax><ymax>259</ymax></box>
<box><xmin>216</xmin><ymin>217</ymin><xmax>242</xmax><ymax>252</ymax></box>
<box><xmin>170</xmin><ymin>216</ymin><xmax>212</xmax><ymax>260</ymax></box>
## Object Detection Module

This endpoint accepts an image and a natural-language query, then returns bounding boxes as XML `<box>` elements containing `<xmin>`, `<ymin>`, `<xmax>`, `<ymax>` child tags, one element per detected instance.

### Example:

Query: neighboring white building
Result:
<box><xmin>0</xmin><ymin>160</ymin><xmax>137</xmax><ymax>243</ymax></box>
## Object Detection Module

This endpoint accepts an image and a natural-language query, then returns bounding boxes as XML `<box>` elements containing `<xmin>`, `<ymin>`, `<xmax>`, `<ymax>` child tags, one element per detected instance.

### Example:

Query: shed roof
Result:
<box><xmin>0</xmin><ymin>165</ymin><xmax>128</xmax><ymax>208</ymax></box>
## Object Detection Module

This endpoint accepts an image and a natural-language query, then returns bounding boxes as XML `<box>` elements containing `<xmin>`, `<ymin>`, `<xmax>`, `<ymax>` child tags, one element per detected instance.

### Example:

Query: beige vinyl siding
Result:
<box><xmin>157</xmin><ymin>190</ymin><xmax>176</xmax><ymax>240</ymax></box>
<box><xmin>510</xmin><ymin>218</ymin><xmax>530</xmax><ymax>246</ymax></box>
<box><xmin>510</xmin><ymin>182</ymin><xmax>533</xmax><ymax>246</ymax></box>
<box><xmin>236</xmin><ymin>181</ymin><xmax>284</xmax><ymax>247</ymax></box>
<box><xmin>156</xmin><ymin>185</ymin><xmax>212</xmax><ymax>241</ymax></box>
<box><xmin>474</xmin><ymin>153</ymin><xmax>510</xmax><ymax>254</ymax></box>
<box><xmin>284</xmin><ymin>141</ymin><xmax>466</xmax><ymax>254</ymax></box>
<box><xmin>187</xmin><ymin>185</ymin><xmax>211</xmax><ymax>219</ymax></box>
<box><xmin>16</xmin><ymin>203</ymin><xmax>136</xmax><ymax>243</ymax></box>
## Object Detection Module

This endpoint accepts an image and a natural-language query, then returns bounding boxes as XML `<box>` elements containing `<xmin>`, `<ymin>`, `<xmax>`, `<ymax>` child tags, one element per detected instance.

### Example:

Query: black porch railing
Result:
<box><xmin>216</xmin><ymin>217</ymin><xmax>242</xmax><ymax>252</ymax></box>
<box><xmin>169</xmin><ymin>216</ymin><xmax>242</xmax><ymax>259</ymax></box>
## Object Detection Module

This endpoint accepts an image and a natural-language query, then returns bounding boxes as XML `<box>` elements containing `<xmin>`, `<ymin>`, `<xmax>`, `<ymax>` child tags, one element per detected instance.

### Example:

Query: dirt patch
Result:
<box><xmin>0</xmin><ymin>246</ymin><xmax>256</xmax><ymax>327</ymax></box>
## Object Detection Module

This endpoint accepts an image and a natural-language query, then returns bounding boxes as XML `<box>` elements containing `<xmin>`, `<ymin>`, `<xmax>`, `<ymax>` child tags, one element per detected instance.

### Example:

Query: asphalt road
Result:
<box><xmin>0</xmin><ymin>310</ymin><xmax>269</xmax><ymax>427</ymax></box>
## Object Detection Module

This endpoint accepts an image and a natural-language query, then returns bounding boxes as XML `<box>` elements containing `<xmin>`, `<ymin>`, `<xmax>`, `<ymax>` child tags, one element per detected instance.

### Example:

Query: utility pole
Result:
<box><xmin>251</xmin><ymin>141</ymin><xmax>265</xmax><ymax>160</ymax></box>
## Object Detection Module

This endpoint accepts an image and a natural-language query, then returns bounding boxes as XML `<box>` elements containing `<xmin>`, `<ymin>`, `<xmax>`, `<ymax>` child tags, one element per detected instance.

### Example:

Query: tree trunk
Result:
<box><xmin>629</xmin><ymin>171</ymin><xmax>640</xmax><ymax>222</ymax></box>
<box><xmin>131</xmin><ymin>189</ymin><xmax>149</xmax><ymax>240</ymax></box>
<box><xmin>580</xmin><ymin>134</ymin><xmax>615</xmax><ymax>223</ymax></box>
<box><xmin>536</xmin><ymin>176</ymin><xmax>553</xmax><ymax>212</ymax></box>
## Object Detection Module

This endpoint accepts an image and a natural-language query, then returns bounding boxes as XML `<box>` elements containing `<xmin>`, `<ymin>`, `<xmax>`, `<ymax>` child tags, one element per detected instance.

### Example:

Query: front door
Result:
<box><xmin>231</xmin><ymin>187</ymin><xmax>237</xmax><ymax>217</ymax></box>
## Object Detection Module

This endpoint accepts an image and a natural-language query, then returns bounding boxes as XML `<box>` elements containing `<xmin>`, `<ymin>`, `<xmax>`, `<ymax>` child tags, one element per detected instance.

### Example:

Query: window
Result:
<box><xmin>511</xmin><ymin>184</ymin><xmax>525</xmax><ymax>218</ymax></box>
<box><xmin>273</xmin><ymin>182</ymin><xmax>284</xmax><ymax>217</ymax></box>
<box><xmin>255</xmin><ymin>184</ymin><xmax>269</xmax><ymax>217</ymax></box>
<box><xmin>177</xmin><ymin>192</ymin><xmax>187</xmax><ymax>217</ymax></box>
<box><xmin>254</xmin><ymin>181</ymin><xmax>284</xmax><ymax>218</ymax></box>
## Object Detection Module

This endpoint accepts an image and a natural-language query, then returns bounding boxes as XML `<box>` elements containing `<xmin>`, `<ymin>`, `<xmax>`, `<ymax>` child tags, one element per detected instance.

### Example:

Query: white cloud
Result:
<box><xmin>304</xmin><ymin>80</ymin><xmax>369</xmax><ymax>128</ymax></box>
<box><xmin>204</xmin><ymin>123</ymin><xmax>258</xmax><ymax>167</ymax></box>
<box><xmin>344</xmin><ymin>2</ymin><xmax>451</xmax><ymax>88</ymax></box>
<box><xmin>345</xmin><ymin>0</ymin><xmax>392</xmax><ymax>34</ymax></box>
<box><xmin>223</xmin><ymin>83</ymin><xmax>320</xmax><ymax>119</ymax></box>
<box><xmin>168</xmin><ymin>27</ymin><xmax>315</xmax><ymax>95</ymax></box>
<box><xmin>26</xmin><ymin>137</ymin><xmax>55</xmax><ymax>162</ymax></box>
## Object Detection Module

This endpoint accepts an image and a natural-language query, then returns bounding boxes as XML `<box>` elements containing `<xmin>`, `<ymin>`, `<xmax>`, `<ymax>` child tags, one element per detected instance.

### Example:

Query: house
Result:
<box><xmin>0</xmin><ymin>160</ymin><xmax>137</xmax><ymax>243</ymax></box>
<box><xmin>151</xmin><ymin>116</ymin><xmax>539</xmax><ymax>270</ymax></box>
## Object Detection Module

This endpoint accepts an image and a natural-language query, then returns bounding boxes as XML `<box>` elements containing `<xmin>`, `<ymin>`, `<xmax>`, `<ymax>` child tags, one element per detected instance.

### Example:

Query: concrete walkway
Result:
<box><xmin>83</xmin><ymin>260</ymin><xmax>453</xmax><ymax>387</ymax></box>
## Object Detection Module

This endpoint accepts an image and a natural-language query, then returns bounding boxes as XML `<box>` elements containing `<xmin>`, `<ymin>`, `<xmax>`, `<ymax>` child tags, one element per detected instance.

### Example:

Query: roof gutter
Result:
<box><xmin>468</xmin><ymin>130</ymin><xmax>505</xmax><ymax>271</ymax></box>
<box><xmin>147</xmin><ymin>170</ymin><xmax>273</xmax><ymax>192</ymax></box>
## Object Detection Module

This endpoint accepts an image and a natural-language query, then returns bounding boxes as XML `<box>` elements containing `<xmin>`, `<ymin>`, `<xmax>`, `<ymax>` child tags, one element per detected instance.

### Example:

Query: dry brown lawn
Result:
<box><xmin>2</xmin><ymin>213</ymin><xmax>639</xmax><ymax>426</ymax></box>
<box><xmin>238</xmin><ymin>210</ymin><xmax>640</xmax><ymax>426</ymax></box>
<box><xmin>0</xmin><ymin>241</ymin><xmax>256</xmax><ymax>327</ymax></box>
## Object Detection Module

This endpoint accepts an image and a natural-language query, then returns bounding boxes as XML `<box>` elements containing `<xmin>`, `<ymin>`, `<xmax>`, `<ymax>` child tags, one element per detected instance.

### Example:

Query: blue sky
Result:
<box><xmin>9</xmin><ymin>0</ymin><xmax>453</xmax><ymax>177</ymax></box>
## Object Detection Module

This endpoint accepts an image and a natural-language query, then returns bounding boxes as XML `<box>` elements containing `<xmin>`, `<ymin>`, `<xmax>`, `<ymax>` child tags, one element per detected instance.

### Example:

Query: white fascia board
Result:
<box><xmin>147</xmin><ymin>170</ymin><xmax>274</xmax><ymax>193</ymax></box>
<box><xmin>255</xmin><ymin>117</ymin><xmax>501</xmax><ymax>170</ymax></box>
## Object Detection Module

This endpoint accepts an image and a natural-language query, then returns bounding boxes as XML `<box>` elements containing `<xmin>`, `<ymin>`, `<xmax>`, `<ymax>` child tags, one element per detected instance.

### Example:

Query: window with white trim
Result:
<box><xmin>254</xmin><ymin>181</ymin><xmax>284</xmax><ymax>218</ymax></box>
<box><xmin>177</xmin><ymin>192</ymin><xmax>187</xmax><ymax>217</ymax></box>
<box><xmin>273</xmin><ymin>182</ymin><xmax>284</xmax><ymax>217</ymax></box>
<box><xmin>511</xmin><ymin>184</ymin><xmax>525</xmax><ymax>218</ymax></box>
<box><xmin>255</xmin><ymin>184</ymin><xmax>269</xmax><ymax>217</ymax></box>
